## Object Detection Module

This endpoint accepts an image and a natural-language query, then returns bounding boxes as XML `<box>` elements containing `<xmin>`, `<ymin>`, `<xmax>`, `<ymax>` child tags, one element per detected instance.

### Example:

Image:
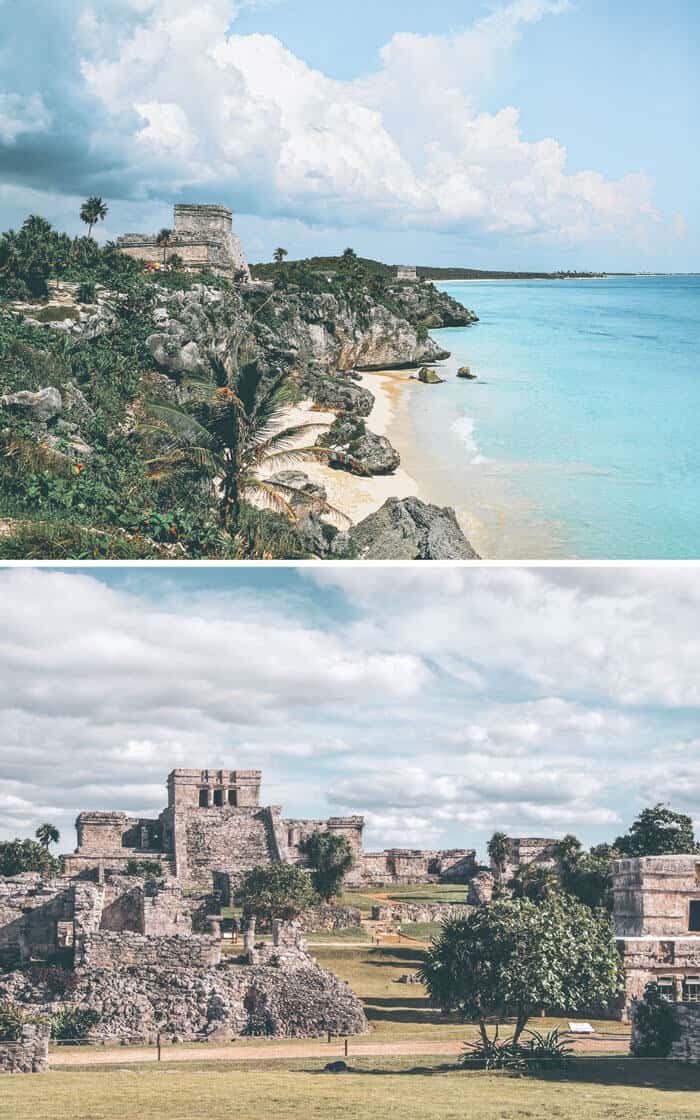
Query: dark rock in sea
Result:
<box><xmin>417</xmin><ymin>367</ymin><xmax>444</xmax><ymax>384</ymax></box>
<box><xmin>457</xmin><ymin>366</ymin><xmax>477</xmax><ymax>379</ymax></box>
<box><xmin>348</xmin><ymin>497</ymin><xmax>479</xmax><ymax>560</ymax></box>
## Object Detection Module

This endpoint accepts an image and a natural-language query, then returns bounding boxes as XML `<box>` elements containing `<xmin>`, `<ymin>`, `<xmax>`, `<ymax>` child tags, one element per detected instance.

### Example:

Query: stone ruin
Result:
<box><xmin>0</xmin><ymin>871</ymin><xmax>367</xmax><ymax>1048</ymax></box>
<box><xmin>0</xmin><ymin>1022</ymin><xmax>50</xmax><ymax>1074</ymax></box>
<box><xmin>613</xmin><ymin>854</ymin><xmax>700</xmax><ymax>1020</ymax></box>
<box><xmin>490</xmin><ymin>836</ymin><xmax>562</xmax><ymax>882</ymax></box>
<box><xmin>117</xmin><ymin>203</ymin><xmax>251</xmax><ymax>280</ymax></box>
<box><xmin>63</xmin><ymin>767</ymin><xmax>477</xmax><ymax>891</ymax></box>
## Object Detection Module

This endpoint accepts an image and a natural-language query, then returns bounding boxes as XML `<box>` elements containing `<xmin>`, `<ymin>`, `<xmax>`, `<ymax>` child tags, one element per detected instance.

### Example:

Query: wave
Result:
<box><xmin>451</xmin><ymin>415</ymin><xmax>490</xmax><ymax>465</ymax></box>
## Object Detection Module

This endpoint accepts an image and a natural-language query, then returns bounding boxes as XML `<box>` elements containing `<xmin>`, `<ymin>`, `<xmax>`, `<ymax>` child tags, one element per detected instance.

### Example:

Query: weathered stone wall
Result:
<box><xmin>672</xmin><ymin>1003</ymin><xmax>700</xmax><ymax>1062</ymax></box>
<box><xmin>296</xmin><ymin>905</ymin><xmax>362</xmax><ymax>932</ymax></box>
<box><xmin>75</xmin><ymin>932</ymin><xmax>221</xmax><ymax>970</ymax></box>
<box><xmin>617</xmin><ymin>936</ymin><xmax>700</xmax><ymax>1017</ymax></box>
<box><xmin>467</xmin><ymin>870</ymin><xmax>495</xmax><ymax>906</ymax></box>
<box><xmin>497</xmin><ymin>837</ymin><xmax>561</xmax><ymax>881</ymax></box>
<box><xmin>0</xmin><ymin>877</ymin><xmax>103</xmax><ymax>966</ymax></box>
<box><xmin>0</xmin><ymin>1023</ymin><xmax>50</xmax><ymax>1075</ymax></box>
<box><xmin>357</xmin><ymin>848</ymin><xmax>476</xmax><ymax>885</ymax></box>
<box><xmin>371</xmin><ymin>903</ymin><xmax>471</xmax><ymax>924</ymax></box>
<box><xmin>613</xmin><ymin>855</ymin><xmax>700</xmax><ymax>937</ymax></box>
<box><xmin>118</xmin><ymin>204</ymin><xmax>250</xmax><ymax>279</ymax></box>
<box><xmin>0</xmin><ymin>952</ymin><xmax>367</xmax><ymax>1044</ymax></box>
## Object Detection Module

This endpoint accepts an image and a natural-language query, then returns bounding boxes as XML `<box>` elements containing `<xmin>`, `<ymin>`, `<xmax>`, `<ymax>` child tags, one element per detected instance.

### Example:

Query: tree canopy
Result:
<box><xmin>298</xmin><ymin>830</ymin><xmax>355</xmax><ymax>901</ymax></box>
<box><xmin>487</xmin><ymin>832</ymin><xmax>511</xmax><ymax>882</ymax></box>
<box><xmin>419</xmin><ymin>896</ymin><xmax>623</xmax><ymax>1044</ymax></box>
<box><xmin>0</xmin><ymin>838</ymin><xmax>60</xmax><ymax>878</ymax></box>
<box><xmin>236</xmin><ymin>863</ymin><xmax>317</xmax><ymax>924</ymax></box>
<box><xmin>614</xmin><ymin>804</ymin><xmax>699</xmax><ymax>857</ymax></box>
<box><xmin>35</xmin><ymin>824</ymin><xmax>60</xmax><ymax>850</ymax></box>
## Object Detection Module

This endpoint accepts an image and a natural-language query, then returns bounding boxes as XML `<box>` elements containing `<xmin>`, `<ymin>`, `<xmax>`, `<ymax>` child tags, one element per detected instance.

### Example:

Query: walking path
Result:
<box><xmin>51</xmin><ymin>1034</ymin><xmax>629</xmax><ymax>1068</ymax></box>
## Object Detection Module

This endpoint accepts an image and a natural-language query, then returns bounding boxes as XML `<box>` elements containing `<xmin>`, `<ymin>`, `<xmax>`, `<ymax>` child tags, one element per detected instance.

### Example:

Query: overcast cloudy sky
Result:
<box><xmin>1</xmin><ymin>565</ymin><xmax>699</xmax><ymax>858</ymax></box>
<box><xmin>0</xmin><ymin>0</ymin><xmax>696</xmax><ymax>270</ymax></box>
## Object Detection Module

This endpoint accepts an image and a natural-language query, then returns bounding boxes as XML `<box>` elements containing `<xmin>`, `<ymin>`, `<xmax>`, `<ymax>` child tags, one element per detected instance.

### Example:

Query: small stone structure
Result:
<box><xmin>117</xmin><ymin>204</ymin><xmax>250</xmax><ymax>280</ymax></box>
<box><xmin>295</xmin><ymin>905</ymin><xmax>362</xmax><ymax>933</ymax></box>
<box><xmin>613</xmin><ymin>855</ymin><xmax>700</xmax><ymax>1018</ymax></box>
<box><xmin>371</xmin><ymin>902</ymin><xmax>471</xmax><ymax>924</ymax></box>
<box><xmin>396</xmin><ymin>265</ymin><xmax>418</xmax><ymax>281</ymax></box>
<box><xmin>75</xmin><ymin>931</ymin><xmax>221</xmax><ymax>971</ymax></box>
<box><xmin>492</xmin><ymin>837</ymin><xmax>562</xmax><ymax>882</ymax></box>
<box><xmin>0</xmin><ymin>1022</ymin><xmax>50</xmax><ymax>1075</ymax></box>
<box><xmin>359</xmin><ymin>848</ymin><xmax>476</xmax><ymax>885</ymax></box>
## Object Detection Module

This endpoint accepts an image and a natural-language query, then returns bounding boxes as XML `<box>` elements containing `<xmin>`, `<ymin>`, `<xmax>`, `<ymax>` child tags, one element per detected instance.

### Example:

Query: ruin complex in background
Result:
<box><xmin>117</xmin><ymin>204</ymin><xmax>250</xmax><ymax>279</ymax></box>
<box><xmin>63</xmin><ymin>767</ymin><xmax>477</xmax><ymax>889</ymax></box>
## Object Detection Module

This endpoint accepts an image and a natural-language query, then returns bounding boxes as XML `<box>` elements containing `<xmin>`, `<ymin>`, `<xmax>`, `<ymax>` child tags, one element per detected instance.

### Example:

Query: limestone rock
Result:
<box><xmin>457</xmin><ymin>366</ymin><xmax>477</xmax><ymax>380</ymax></box>
<box><xmin>0</xmin><ymin>386</ymin><xmax>62</xmax><ymax>423</ymax></box>
<box><xmin>417</xmin><ymin>367</ymin><xmax>444</xmax><ymax>384</ymax></box>
<box><xmin>317</xmin><ymin>416</ymin><xmax>400</xmax><ymax>475</ymax></box>
<box><xmin>268</xmin><ymin>471</ymin><xmax>328</xmax><ymax>507</ymax></box>
<box><xmin>348</xmin><ymin>497</ymin><xmax>479</xmax><ymax>560</ymax></box>
<box><xmin>308</xmin><ymin>377</ymin><xmax>375</xmax><ymax>418</ymax></box>
<box><xmin>467</xmin><ymin>871</ymin><xmax>495</xmax><ymax>906</ymax></box>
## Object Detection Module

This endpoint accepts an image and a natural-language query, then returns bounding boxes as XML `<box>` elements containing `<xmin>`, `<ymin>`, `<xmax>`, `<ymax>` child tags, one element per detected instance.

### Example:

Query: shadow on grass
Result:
<box><xmin>308</xmin><ymin>1058</ymin><xmax>700</xmax><ymax>1092</ymax></box>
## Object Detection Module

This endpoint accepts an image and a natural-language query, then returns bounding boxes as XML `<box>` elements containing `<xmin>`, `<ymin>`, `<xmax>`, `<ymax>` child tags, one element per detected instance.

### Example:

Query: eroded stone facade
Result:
<box><xmin>117</xmin><ymin>203</ymin><xmax>250</xmax><ymax>279</ymax></box>
<box><xmin>613</xmin><ymin>855</ymin><xmax>700</xmax><ymax>1019</ymax></box>
<box><xmin>65</xmin><ymin>767</ymin><xmax>475</xmax><ymax>890</ymax></box>
<box><xmin>492</xmin><ymin>837</ymin><xmax>562</xmax><ymax>882</ymax></box>
<box><xmin>0</xmin><ymin>1023</ymin><xmax>50</xmax><ymax>1075</ymax></box>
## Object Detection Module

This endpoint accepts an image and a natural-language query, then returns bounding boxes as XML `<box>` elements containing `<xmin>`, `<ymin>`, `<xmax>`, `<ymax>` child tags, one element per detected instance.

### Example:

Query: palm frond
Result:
<box><xmin>140</xmin><ymin>401</ymin><xmax>215</xmax><ymax>448</ymax></box>
<box><xmin>263</xmin><ymin>480</ymin><xmax>351</xmax><ymax>528</ymax></box>
<box><xmin>1</xmin><ymin>435</ymin><xmax>74</xmax><ymax>476</ymax></box>
<box><xmin>243</xmin><ymin>479</ymin><xmax>298</xmax><ymax>522</ymax></box>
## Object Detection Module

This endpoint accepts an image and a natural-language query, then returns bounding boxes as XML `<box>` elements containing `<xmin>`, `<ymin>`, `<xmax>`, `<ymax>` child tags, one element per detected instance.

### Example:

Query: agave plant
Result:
<box><xmin>140</xmin><ymin>358</ymin><xmax>347</xmax><ymax>532</ymax></box>
<box><xmin>461</xmin><ymin>1027</ymin><xmax>573</xmax><ymax>1072</ymax></box>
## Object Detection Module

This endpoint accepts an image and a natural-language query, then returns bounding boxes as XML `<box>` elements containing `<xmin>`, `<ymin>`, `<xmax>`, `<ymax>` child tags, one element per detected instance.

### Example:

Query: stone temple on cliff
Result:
<box><xmin>117</xmin><ymin>203</ymin><xmax>250</xmax><ymax>280</ymax></box>
<box><xmin>62</xmin><ymin>767</ymin><xmax>477</xmax><ymax>889</ymax></box>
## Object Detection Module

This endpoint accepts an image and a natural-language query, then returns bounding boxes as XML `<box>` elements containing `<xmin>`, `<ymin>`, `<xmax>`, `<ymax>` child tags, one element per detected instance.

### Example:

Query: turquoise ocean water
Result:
<box><xmin>404</xmin><ymin>276</ymin><xmax>699</xmax><ymax>559</ymax></box>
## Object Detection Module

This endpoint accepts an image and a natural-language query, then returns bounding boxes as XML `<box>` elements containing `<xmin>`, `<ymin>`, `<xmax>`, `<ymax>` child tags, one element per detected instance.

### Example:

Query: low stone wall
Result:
<box><xmin>296</xmin><ymin>905</ymin><xmax>362</xmax><ymax>932</ymax></box>
<box><xmin>75</xmin><ymin>932</ymin><xmax>221</xmax><ymax>970</ymax></box>
<box><xmin>371</xmin><ymin>903</ymin><xmax>471</xmax><ymax>924</ymax></box>
<box><xmin>672</xmin><ymin>1003</ymin><xmax>700</xmax><ymax>1062</ymax></box>
<box><xmin>0</xmin><ymin>1023</ymin><xmax>50</xmax><ymax>1074</ymax></box>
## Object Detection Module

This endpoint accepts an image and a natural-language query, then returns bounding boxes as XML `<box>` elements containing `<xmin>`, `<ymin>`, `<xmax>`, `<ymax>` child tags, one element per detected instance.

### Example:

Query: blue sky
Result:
<box><xmin>1</xmin><ymin>566</ymin><xmax>699</xmax><ymax>858</ymax></box>
<box><xmin>0</xmin><ymin>0</ymin><xmax>696</xmax><ymax>270</ymax></box>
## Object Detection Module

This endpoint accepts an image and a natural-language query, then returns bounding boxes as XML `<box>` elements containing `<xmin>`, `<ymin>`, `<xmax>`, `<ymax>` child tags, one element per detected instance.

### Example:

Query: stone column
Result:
<box><xmin>243</xmin><ymin>916</ymin><xmax>257</xmax><ymax>955</ymax></box>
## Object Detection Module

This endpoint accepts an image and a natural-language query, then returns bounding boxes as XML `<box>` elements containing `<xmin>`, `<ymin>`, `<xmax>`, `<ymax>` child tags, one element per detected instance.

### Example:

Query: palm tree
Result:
<box><xmin>36</xmin><ymin>823</ymin><xmax>60</xmax><ymax>850</ymax></box>
<box><xmin>140</xmin><ymin>359</ymin><xmax>346</xmax><ymax>533</ymax></box>
<box><xmin>80</xmin><ymin>197</ymin><xmax>108</xmax><ymax>238</ymax></box>
<box><xmin>273</xmin><ymin>248</ymin><xmax>288</xmax><ymax>264</ymax></box>
<box><xmin>487</xmin><ymin>832</ymin><xmax>511</xmax><ymax>883</ymax></box>
<box><xmin>156</xmin><ymin>228</ymin><xmax>173</xmax><ymax>267</ymax></box>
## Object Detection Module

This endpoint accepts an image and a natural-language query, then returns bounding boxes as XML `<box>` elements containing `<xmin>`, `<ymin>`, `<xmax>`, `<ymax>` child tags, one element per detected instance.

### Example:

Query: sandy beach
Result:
<box><xmin>262</xmin><ymin>369</ymin><xmax>425</xmax><ymax>528</ymax></box>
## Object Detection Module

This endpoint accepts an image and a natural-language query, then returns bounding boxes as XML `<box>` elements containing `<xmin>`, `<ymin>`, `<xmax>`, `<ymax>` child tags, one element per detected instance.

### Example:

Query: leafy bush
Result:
<box><xmin>0</xmin><ymin>838</ymin><xmax>60</xmax><ymax>878</ymax></box>
<box><xmin>77</xmin><ymin>281</ymin><xmax>97</xmax><ymax>304</ymax></box>
<box><xmin>125</xmin><ymin>858</ymin><xmax>163</xmax><ymax>878</ymax></box>
<box><xmin>461</xmin><ymin>1028</ymin><xmax>573</xmax><ymax>1072</ymax></box>
<box><xmin>631</xmin><ymin>982</ymin><xmax>682</xmax><ymax>1058</ymax></box>
<box><xmin>0</xmin><ymin>1004</ymin><xmax>29</xmax><ymax>1042</ymax></box>
<box><xmin>50</xmin><ymin>1007</ymin><xmax>101</xmax><ymax>1042</ymax></box>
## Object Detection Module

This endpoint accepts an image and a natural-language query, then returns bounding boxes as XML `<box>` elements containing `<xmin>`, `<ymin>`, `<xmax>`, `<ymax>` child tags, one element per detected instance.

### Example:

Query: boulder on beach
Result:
<box><xmin>457</xmin><ymin>366</ymin><xmax>477</xmax><ymax>380</ymax></box>
<box><xmin>417</xmin><ymin>367</ymin><xmax>444</xmax><ymax>384</ymax></box>
<box><xmin>348</xmin><ymin>497</ymin><xmax>479</xmax><ymax>560</ymax></box>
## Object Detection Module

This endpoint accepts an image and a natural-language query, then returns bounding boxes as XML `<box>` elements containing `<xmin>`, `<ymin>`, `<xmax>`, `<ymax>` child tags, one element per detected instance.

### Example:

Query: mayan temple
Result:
<box><xmin>117</xmin><ymin>203</ymin><xmax>251</xmax><ymax>279</ymax></box>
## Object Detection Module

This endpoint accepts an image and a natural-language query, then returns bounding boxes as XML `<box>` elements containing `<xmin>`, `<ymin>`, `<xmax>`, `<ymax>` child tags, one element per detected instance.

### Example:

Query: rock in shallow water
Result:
<box><xmin>457</xmin><ymin>366</ymin><xmax>477</xmax><ymax>380</ymax></box>
<box><xmin>416</xmin><ymin>367</ymin><xmax>445</xmax><ymax>384</ymax></box>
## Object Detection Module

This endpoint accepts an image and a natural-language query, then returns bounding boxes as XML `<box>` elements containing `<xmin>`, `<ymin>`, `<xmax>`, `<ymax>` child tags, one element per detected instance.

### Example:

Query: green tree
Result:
<box><xmin>35</xmin><ymin>823</ymin><xmax>60</xmax><ymax>850</ymax></box>
<box><xmin>509</xmin><ymin>864</ymin><xmax>559</xmax><ymax>904</ymax></box>
<box><xmin>630</xmin><ymin>982</ymin><xmax>682</xmax><ymax>1058</ymax></box>
<box><xmin>237</xmin><ymin>863</ymin><xmax>317</xmax><ymax>924</ymax></box>
<box><xmin>614</xmin><ymin>804</ymin><xmax>699</xmax><ymax>857</ymax></box>
<box><xmin>273</xmin><ymin>247</ymin><xmax>288</xmax><ymax>263</ymax></box>
<box><xmin>156</xmin><ymin>228</ymin><xmax>173</xmax><ymax>266</ymax></box>
<box><xmin>80</xmin><ymin>197</ymin><xmax>108</xmax><ymax>239</ymax></box>
<box><xmin>0</xmin><ymin>838</ymin><xmax>60</xmax><ymax>878</ymax></box>
<box><xmin>299</xmin><ymin>830</ymin><xmax>355</xmax><ymax>901</ymax></box>
<box><xmin>419</xmin><ymin>897</ymin><xmax>623</xmax><ymax>1046</ymax></box>
<box><xmin>140</xmin><ymin>360</ymin><xmax>342</xmax><ymax>533</ymax></box>
<box><xmin>487</xmin><ymin>832</ymin><xmax>511</xmax><ymax>883</ymax></box>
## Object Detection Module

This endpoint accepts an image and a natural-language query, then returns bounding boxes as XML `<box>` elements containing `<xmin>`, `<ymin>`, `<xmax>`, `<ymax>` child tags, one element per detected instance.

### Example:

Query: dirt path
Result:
<box><xmin>51</xmin><ymin>1034</ymin><xmax>629</xmax><ymax>1068</ymax></box>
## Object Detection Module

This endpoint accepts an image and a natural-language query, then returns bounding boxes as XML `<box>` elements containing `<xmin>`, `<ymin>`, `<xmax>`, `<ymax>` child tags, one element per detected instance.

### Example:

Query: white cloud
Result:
<box><xmin>73</xmin><ymin>0</ymin><xmax>670</xmax><ymax>248</ymax></box>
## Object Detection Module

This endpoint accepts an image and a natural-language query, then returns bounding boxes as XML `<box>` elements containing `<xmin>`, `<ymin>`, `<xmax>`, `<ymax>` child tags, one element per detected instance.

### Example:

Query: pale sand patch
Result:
<box><xmin>260</xmin><ymin>373</ymin><xmax>423</xmax><ymax>528</ymax></box>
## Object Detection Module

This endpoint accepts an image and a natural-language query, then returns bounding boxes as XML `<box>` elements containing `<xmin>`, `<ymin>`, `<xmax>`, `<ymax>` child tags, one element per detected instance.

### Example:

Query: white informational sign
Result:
<box><xmin>568</xmin><ymin>1022</ymin><xmax>594</xmax><ymax>1034</ymax></box>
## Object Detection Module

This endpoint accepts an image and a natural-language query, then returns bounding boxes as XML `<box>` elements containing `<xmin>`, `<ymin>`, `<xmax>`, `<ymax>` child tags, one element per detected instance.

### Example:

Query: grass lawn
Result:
<box><xmin>339</xmin><ymin>882</ymin><xmax>469</xmax><ymax>912</ymax></box>
<box><xmin>2</xmin><ymin>1058</ymin><xmax>698</xmax><ymax>1120</ymax></box>
<box><xmin>311</xmin><ymin>945</ymin><xmax>628</xmax><ymax>1044</ymax></box>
